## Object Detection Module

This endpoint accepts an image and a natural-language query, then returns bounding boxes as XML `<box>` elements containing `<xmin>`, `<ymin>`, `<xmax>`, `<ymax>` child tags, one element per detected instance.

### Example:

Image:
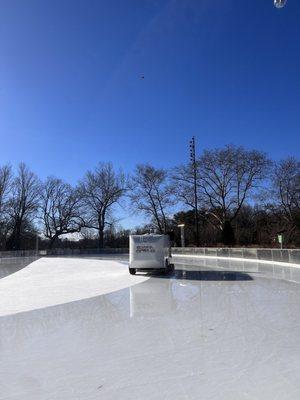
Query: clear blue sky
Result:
<box><xmin>1</xmin><ymin>0</ymin><xmax>300</xmax><ymax>227</ymax></box>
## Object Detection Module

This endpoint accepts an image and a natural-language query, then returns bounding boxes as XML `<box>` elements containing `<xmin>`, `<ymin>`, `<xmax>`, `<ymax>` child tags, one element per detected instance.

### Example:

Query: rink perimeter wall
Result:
<box><xmin>171</xmin><ymin>247</ymin><xmax>300</xmax><ymax>267</ymax></box>
<box><xmin>1</xmin><ymin>247</ymin><xmax>300</xmax><ymax>269</ymax></box>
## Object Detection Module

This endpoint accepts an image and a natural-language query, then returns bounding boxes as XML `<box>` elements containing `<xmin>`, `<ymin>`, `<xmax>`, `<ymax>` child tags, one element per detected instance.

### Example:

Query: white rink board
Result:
<box><xmin>1</xmin><ymin>256</ymin><xmax>300</xmax><ymax>399</ymax></box>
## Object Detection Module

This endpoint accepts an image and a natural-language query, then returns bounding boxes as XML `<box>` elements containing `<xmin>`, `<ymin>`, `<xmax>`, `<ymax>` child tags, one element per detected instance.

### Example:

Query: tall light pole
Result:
<box><xmin>178</xmin><ymin>224</ymin><xmax>185</xmax><ymax>247</ymax></box>
<box><xmin>189</xmin><ymin>136</ymin><xmax>199</xmax><ymax>247</ymax></box>
<box><xmin>35</xmin><ymin>233</ymin><xmax>39</xmax><ymax>256</ymax></box>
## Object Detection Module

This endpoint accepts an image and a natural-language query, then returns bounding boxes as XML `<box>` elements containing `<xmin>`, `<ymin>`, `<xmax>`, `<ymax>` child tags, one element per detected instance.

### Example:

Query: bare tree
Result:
<box><xmin>41</xmin><ymin>177</ymin><xmax>84</xmax><ymax>248</ymax></box>
<box><xmin>0</xmin><ymin>165</ymin><xmax>12</xmax><ymax>248</ymax></box>
<box><xmin>171</xmin><ymin>162</ymin><xmax>201</xmax><ymax>210</ymax></box>
<box><xmin>7</xmin><ymin>163</ymin><xmax>40</xmax><ymax>250</ymax></box>
<box><xmin>79</xmin><ymin>163</ymin><xmax>126</xmax><ymax>248</ymax></box>
<box><xmin>130</xmin><ymin>164</ymin><xmax>173</xmax><ymax>233</ymax></box>
<box><xmin>172</xmin><ymin>145</ymin><xmax>270</xmax><ymax>244</ymax></box>
<box><xmin>198</xmin><ymin>145</ymin><xmax>270</xmax><ymax>234</ymax></box>
<box><xmin>272</xmin><ymin>157</ymin><xmax>300</xmax><ymax>240</ymax></box>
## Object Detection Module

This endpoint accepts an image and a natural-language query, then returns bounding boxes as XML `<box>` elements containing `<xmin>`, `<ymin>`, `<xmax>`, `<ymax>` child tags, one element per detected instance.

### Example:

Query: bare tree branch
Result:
<box><xmin>79</xmin><ymin>163</ymin><xmax>126</xmax><ymax>248</ymax></box>
<box><xmin>129</xmin><ymin>164</ymin><xmax>173</xmax><ymax>233</ymax></box>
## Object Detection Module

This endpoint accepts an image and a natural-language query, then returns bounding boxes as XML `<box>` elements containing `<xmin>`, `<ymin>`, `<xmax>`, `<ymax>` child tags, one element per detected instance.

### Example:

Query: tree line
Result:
<box><xmin>0</xmin><ymin>144</ymin><xmax>299</xmax><ymax>250</ymax></box>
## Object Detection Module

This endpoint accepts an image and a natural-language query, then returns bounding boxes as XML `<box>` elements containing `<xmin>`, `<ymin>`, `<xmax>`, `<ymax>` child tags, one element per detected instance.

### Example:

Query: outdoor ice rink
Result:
<box><xmin>1</xmin><ymin>256</ymin><xmax>300</xmax><ymax>400</ymax></box>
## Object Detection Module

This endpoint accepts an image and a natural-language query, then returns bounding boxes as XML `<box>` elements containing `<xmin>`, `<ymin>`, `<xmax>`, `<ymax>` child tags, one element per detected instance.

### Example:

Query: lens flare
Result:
<box><xmin>274</xmin><ymin>0</ymin><xmax>287</xmax><ymax>8</ymax></box>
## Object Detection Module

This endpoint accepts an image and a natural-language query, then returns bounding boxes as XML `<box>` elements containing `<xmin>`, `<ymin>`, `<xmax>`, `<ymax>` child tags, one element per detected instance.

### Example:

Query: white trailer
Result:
<box><xmin>129</xmin><ymin>234</ymin><xmax>173</xmax><ymax>275</ymax></box>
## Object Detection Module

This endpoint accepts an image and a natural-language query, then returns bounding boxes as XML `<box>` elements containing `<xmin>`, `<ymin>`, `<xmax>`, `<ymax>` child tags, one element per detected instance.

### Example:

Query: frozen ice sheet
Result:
<box><xmin>1</xmin><ymin>258</ymin><xmax>300</xmax><ymax>399</ymax></box>
<box><xmin>0</xmin><ymin>257</ymin><xmax>148</xmax><ymax>316</ymax></box>
<box><xmin>0</xmin><ymin>256</ymin><xmax>39</xmax><ymax>279</ymax></box>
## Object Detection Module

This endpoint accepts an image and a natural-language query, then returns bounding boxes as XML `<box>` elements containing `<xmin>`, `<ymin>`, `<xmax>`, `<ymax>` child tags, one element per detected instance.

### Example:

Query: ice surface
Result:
<box><xmin>1</xmin><ymin>257</ymin><xmax>300</xmax><ymax>399</ymax></box>
<box><xmin>0</xmin><ymin>257</ymin><xmax>148</xmax><ymax>317</ymax></box>
<box><xmin>0</xmin><ymin>256</ymin><xmax>38</xmax><ymax>279</ymax></box>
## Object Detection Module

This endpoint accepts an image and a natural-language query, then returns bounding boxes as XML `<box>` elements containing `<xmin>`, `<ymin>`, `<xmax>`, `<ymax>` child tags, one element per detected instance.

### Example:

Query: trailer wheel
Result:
<box><xmin>129</xmin><ymin>268</ymin><xmax>136</xmax><ymax>275</ymax></box>
<box><xmin>163</xmin><ymin>259</ymin><xmax>172</xmax><ymax>274</ymax></box>
<box><xmin>168</xmin><ymin>263</ymin><xmax>174</xmax><ymax>273</ymax></box>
